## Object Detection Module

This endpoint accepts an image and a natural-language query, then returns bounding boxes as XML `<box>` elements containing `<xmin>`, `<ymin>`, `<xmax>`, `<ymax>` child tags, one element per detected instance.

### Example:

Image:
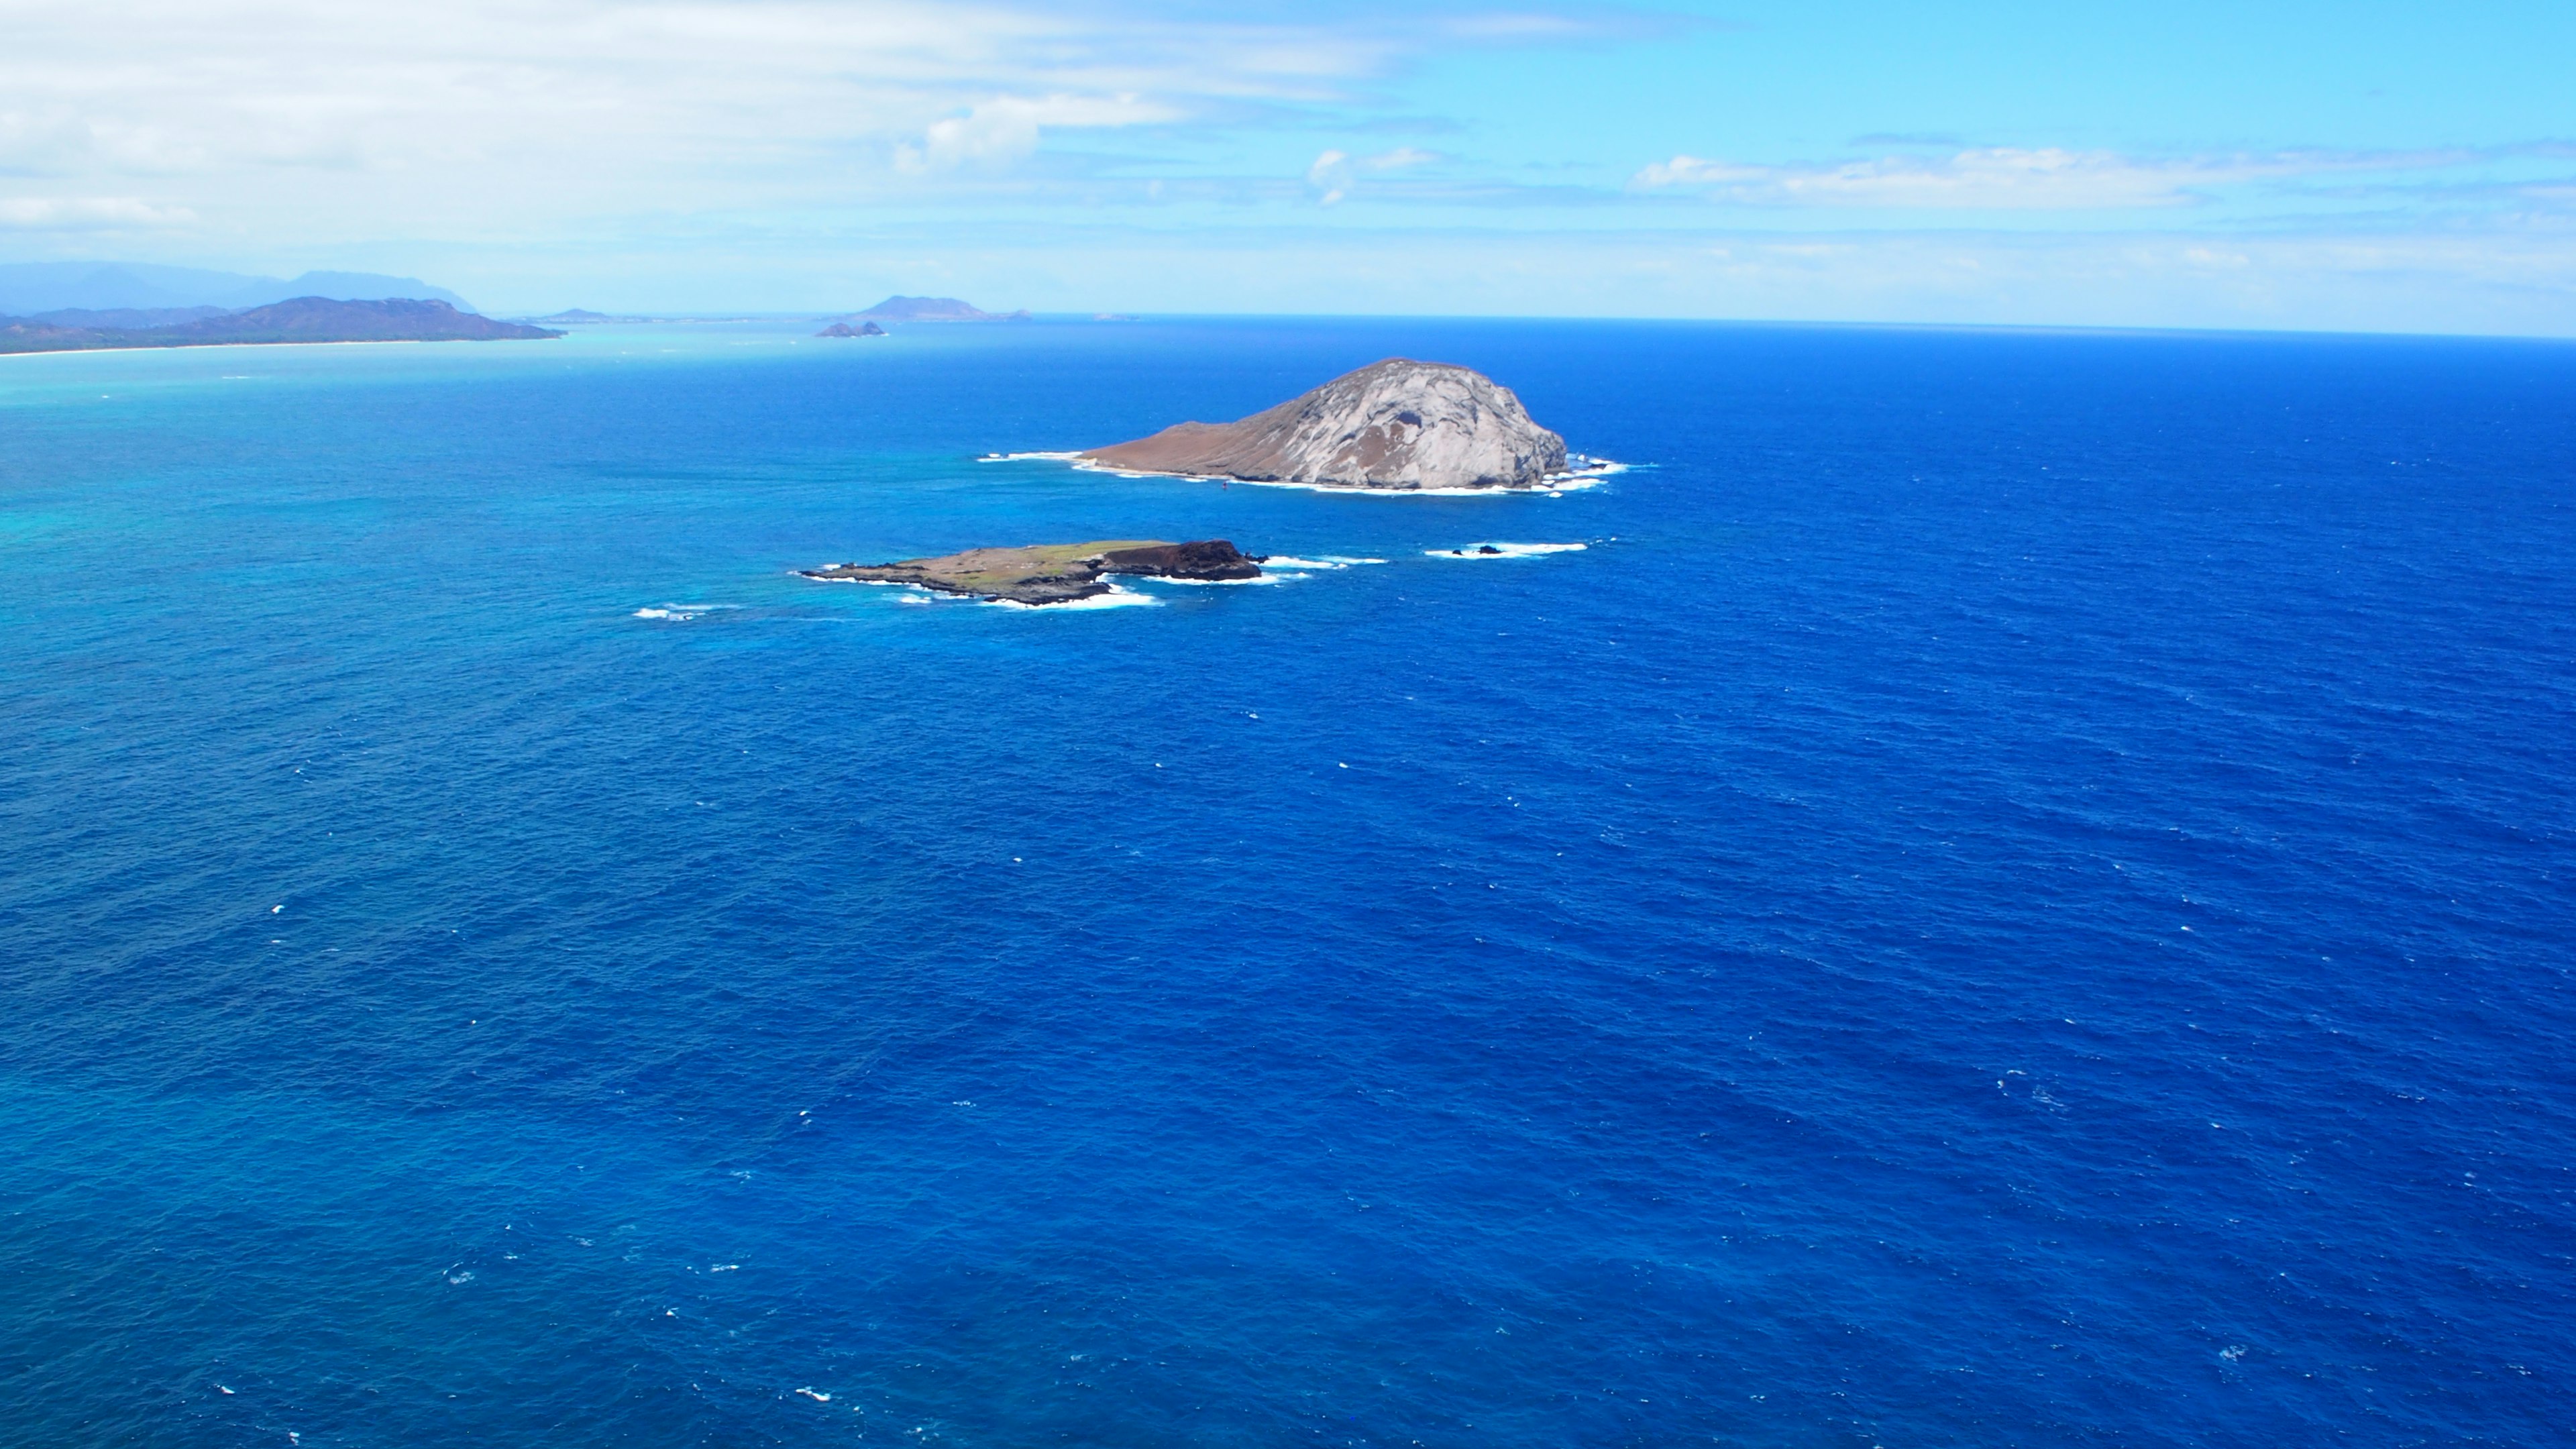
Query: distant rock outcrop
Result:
<box><xmin>0</xmin><ymin>297</ymin><xmax>561</xmax><ymax>354</ymax></box>
<box><xmin>802</xmin><ymin>539</ymin><xmax>1260</xmax><ymax>605</ymax></box>
<box><xmin>816</xmin><ymin>321</ymin><xmax>887</xmax><ymax>337</ymax></box>
<box><xmin>849</xmin><ymin>296</ymin><xmax>1030</xmax><ymax>323</ymax></box>
<box><xmin>1080</xmin><ymin>358</ymin><xmax>1567</xmax><ymax>490</ymax></box>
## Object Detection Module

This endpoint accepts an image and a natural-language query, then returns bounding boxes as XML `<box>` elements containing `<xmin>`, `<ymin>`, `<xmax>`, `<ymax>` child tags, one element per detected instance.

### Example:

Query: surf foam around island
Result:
<box><xmin>985</xmin><ymin>451</ymin><xmax>1623</xmax><ymax>496</ymax></box>
<box><xmin>982</xmin><ymin>586</ymin><xmax>1161</xmax><ymax>610</ymax></box>
<box><xmin>1071</xmin><ymin>460</ymin><xmax>1620</xmax><ymax>496</ymax></box>
<box><xmin>1425</xmin><ymin>542</ymin><xmax>1590</xmax><ymax>559</ymax></box>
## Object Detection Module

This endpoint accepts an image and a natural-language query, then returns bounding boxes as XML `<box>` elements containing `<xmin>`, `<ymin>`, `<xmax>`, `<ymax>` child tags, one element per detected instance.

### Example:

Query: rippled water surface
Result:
<box><xmin>3</xmin><ymin>319</ymin><xmax>2571</xmax><ymax>1447</ymax></box>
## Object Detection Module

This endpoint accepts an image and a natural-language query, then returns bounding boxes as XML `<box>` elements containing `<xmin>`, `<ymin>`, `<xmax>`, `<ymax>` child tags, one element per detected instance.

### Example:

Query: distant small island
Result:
<box><xmin>816</xmin><ymin>321</ymin><xmax>887</xmax><ymax>337</ymax></box>
<box><xmin>0</xmin><ymin>297</ymin><xmax>561</xmax><ymax>355</ymax></box>
<box><xmin>1081</xmin><ymin>358</ymin><xmax>1568</xmax><ymax>490</ymax></box>
<box><xmin>841</xmin><ymin>295</ymin><xmax>1031</xmax><ymax>323</ymax></box>
<box><xmin>804</xmin><ymin>539</ymin><xmax>1260</xmax><ymax>605</ymax></box>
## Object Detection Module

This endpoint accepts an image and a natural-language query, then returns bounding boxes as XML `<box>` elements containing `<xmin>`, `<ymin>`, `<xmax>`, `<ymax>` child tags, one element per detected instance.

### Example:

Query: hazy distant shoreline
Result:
<box><xmin>0</xmin><ymin>297</ymin><xmax>560</xmax><ymax>356</ymax></box>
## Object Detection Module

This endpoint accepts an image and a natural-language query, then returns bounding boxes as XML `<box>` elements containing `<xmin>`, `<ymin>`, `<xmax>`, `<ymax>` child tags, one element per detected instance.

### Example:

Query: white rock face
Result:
<box><xmin>1083</xmin><ymin>358</ymin><xmax>1568</xmax><ymax>490</ymax></box>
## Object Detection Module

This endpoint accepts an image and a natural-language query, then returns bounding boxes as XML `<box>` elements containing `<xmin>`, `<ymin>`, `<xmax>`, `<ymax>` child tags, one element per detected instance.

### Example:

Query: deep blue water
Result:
<box><xmin>2</xmin><ymin>317</ymin><xmax>2571</xmax><ymax>1448</ymax></box>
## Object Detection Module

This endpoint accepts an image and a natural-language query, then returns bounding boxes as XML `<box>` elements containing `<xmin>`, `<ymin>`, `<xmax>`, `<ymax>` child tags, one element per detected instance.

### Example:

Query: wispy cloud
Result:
<box><xmin>1305</xmin><ymin>146</ymin><xmax>1441</xmax><ymax>204</ymax></box>
<box><xmin>0</xmin><ymin>196</ymin><xmax>195</xmax><ymax>229</ymax></box>
<box><xmin>0</xmin><ymin>0</ymin><xmax>1506</xmax><ymax>237</ymax></box>
<box><xmin>894</xmin><ymin>94</ymin><xmax>1181</xmax><ymax>174</ymax></box>
<box><xmin>1630</xmin><ymin>146</ymin><xmax>2485</xmax><ymax>210</ymax></box>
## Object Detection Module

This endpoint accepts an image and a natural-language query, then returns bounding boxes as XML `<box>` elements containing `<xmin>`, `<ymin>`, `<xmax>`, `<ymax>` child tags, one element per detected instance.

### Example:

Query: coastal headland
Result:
<box><xmin>1082</xmin><ymin>358</ymin><xmax>1568</xmax><ymax>490</ymax></box>
<box><xmin>803</xmin><ymin>539</ymin><xmax>1260</xmax><ymax>605</ymax></box>
<box><xmin>0</xmin><ymin>297</ymin><xmax>561</xmax><ymax>354</ymax></box>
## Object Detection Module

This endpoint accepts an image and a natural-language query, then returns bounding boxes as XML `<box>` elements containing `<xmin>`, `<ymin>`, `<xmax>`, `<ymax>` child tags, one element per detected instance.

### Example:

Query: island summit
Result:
<box><xmin>1081</xmin><ymin>358</ymin><xmax>1567</xmax><ymax>491</ymax></box>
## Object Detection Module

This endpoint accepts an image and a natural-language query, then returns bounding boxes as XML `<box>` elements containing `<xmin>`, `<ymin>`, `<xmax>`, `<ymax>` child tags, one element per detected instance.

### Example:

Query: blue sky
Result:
<box><xmin>2</xmin><ymin>0</ymin><xmax>2571</xmax><ymax>330</ymax></box>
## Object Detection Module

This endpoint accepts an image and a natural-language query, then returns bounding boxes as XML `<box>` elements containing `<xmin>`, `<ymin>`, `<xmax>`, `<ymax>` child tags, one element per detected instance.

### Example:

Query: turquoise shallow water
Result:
<box><xmin>2</xmin><ymin>318</ymin><xmax>2572</xmax><ymax>1447</ymax></box>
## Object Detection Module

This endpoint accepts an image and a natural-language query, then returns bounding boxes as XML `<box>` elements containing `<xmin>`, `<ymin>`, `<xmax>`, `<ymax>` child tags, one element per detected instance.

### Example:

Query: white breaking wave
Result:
<box><xmin>976</xmin><ymin>450</ymin><xmax>1085</xmax><ymax>462</ymax></box>
<box><xmin>633</xmin><ymin>603</ymin><xmax>743</xmax><ymax>621</ymax></box>
<box><xmin>1260</xmin><ymin>555</ymin><xmax>1387</xmax><ymax>570</ymax></box>
<box><xmin>1432</xmin><ymin>539</ymin><xmax>1587</xmax><ymax>554</ymax></box>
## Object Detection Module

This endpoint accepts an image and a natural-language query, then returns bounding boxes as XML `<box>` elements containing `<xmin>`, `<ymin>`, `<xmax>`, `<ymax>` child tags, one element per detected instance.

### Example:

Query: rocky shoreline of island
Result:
<box><xmin>802</xmin><ymin>539</ymin><xmax>1262</xmax><ymax>606</ymax></box>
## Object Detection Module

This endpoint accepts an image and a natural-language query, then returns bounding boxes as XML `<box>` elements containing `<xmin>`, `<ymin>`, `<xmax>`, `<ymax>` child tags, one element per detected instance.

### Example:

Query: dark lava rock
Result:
<box><xmin>801</xmin><ymin>539</ymin><xmax>1261</xmax><ymax>606</ymax></box>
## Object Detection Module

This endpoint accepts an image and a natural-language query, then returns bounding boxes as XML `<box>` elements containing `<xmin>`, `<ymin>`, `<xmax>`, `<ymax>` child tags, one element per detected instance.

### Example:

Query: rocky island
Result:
<box><xmin>844</xmin><ymin>296</ymin><xmax>1030</xmax><ymax>323</ymax></box>
<box><xmin>1081</xmin><ymin>358</ymin><xmax>1567</xmax><ymax>491</ymax></box>
<box><xmin>0</xmin><ymin>297</ymin><xmax>561</xmax><ymax>354</ymax></box>
<box><xmin>803</xmin><ymin>539</ymin><xmax>1260</xmax><ymax>605</ymax></box>
<box><xmin>816</xmin><ymin>321</ymin><xmax>887</xmax><ymax>337</ymax></box>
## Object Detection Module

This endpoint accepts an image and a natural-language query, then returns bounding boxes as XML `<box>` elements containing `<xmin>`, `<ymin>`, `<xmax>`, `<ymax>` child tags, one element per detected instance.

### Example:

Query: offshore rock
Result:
<box><xmin>802</xmin><ymin>539</ymin><xmax>1259</xmax><ymax>606</ymax></box>
<box><xmin>816</xmin><ymin>321</ymin><xmax>886</xmax><ymax>337</ymax></box>
<box><xmin>1081</xmin><ymin>358</ymin><xmax>1567</xmax><ymax>490</ymax></box>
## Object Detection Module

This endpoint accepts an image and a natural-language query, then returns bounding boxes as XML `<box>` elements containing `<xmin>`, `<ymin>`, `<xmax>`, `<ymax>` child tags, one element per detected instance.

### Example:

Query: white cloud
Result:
<box><xmin>1306</xmin><ymin>145</ymin><xmax>1441</xmax><ymax>204</ymax></box>
<box><xmin>1633</xmin><ymin>147</ymin><xmax>2341</xmax><ymax>209</ymax></box>
<box><xmin>0</xmin><ymin>196</ymin><xmax>194</xmax><ymax>229</ymax></box>
<box><xmin>895</xmin><ymin>93</ymin><xmax>1177</xmax><ymax>174</ymax></box>
<box><xmin>0</xmin><ymin>0</ymin><xmax>1411</xmax><ymax>232</ymax></box>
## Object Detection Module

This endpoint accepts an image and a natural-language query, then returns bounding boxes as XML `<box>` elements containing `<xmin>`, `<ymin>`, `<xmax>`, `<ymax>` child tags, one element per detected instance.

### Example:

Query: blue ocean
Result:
<box><xmin>2</xmin><ymin>317</ymin><xmax>2570</xmax><ymax>1447</ymax></box>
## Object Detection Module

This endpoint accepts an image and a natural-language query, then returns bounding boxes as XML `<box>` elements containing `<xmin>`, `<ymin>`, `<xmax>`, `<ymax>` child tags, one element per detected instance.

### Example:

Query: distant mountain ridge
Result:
<box><xmin>0</xmin><ymin>297</ymin><xmax>561</xmax><ymax>354</ymax></box>
<box><xmin>0</xmin><ymin>263</ymin><xmax>474</xmax><ymax>315</ymax></box>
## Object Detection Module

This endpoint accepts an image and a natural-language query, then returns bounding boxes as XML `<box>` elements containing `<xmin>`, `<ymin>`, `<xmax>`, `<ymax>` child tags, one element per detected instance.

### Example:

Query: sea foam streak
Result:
<box><xmin>633</xmin><ymin>604</ymin><xmax>743</xmax><ymax>621</ymax></box>
<box><xmin>982</xmin><ymin>451</ymin><xmax>1624</xmax><ymax>496</ymax></box>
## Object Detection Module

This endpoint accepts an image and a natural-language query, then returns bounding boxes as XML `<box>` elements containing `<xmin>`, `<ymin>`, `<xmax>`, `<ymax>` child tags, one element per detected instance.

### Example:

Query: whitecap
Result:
<box><xmin>633</xmin><ymin>603</ymin><xmax>742</xmax><ymax>622</ymax></box>
<box><xmin>797</xmin><ymin>1388</ymin><xmax>833</xmax><ymax>1401</ymax></box>
<box><xmin>977</xmin><ymin>449</ymin><xmax>1085</xmax><ymax>462</ymax></box>
<box><xmin>1258</xmin><ymin>555</ymin><xmax>1387</xmax><ymax>570</ymax></box>
<box><xmin>1426</xmin><ymin>541</ymin><xmax>1589</xmax><ymax>559</ymax></box>
<box><xmin>1547</xmin><ymin>455</ymin><xmax>1630</xmax><ymax>490</ymax></box>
